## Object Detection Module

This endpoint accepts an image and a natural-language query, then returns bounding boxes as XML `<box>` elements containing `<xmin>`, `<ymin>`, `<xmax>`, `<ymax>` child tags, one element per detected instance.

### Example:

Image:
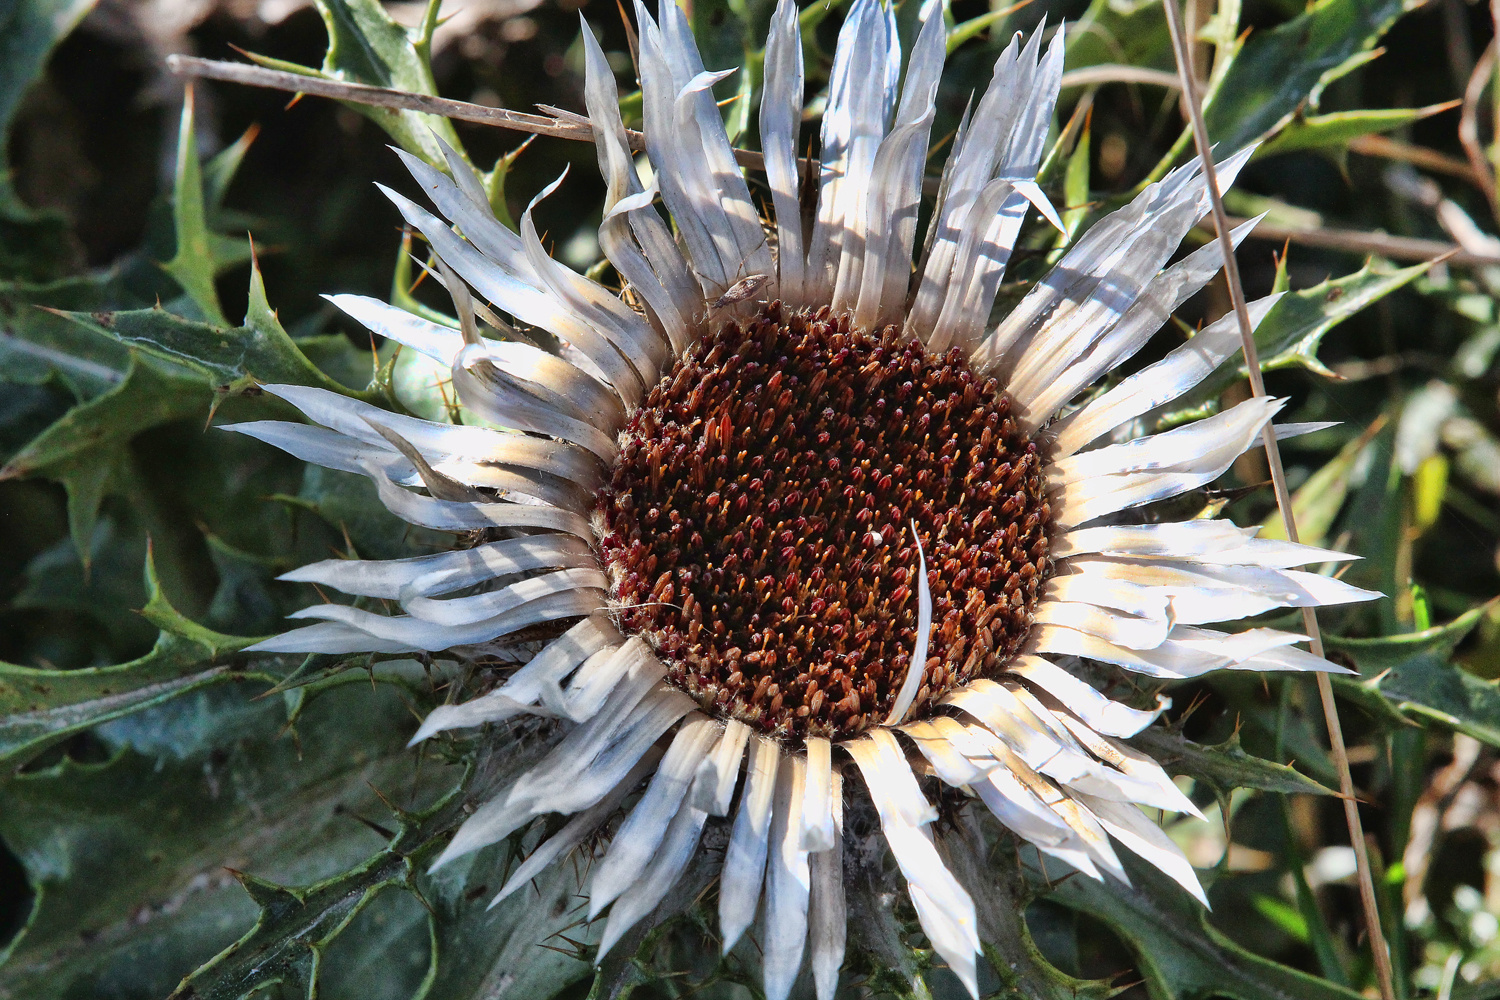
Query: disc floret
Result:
<box><xmin>599</xmin><ymin>303</ymin><xmax>1053</xmax><ymax>740</ymax></box>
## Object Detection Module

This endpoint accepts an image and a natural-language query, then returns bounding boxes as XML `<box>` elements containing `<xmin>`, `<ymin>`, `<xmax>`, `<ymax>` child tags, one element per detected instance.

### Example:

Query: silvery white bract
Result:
<box><xmin>224</xmin><ymin>1</ymin><xmax>1376</xmax><ymax>996</ymax></box>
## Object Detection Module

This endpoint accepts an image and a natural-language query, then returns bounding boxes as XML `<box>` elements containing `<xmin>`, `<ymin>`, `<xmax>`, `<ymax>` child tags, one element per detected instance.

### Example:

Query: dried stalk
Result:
<box><xmin>1349</xmin><ymin>134</ymin><xmax>1483</xmax><ymax>185</ymax></box>
<box><xmin>168</xmin><ymin>54</ymin><xmax>1183</xmax><ymax>170</ymax></box>
<box><xmin>1161</xmin><ymin>4</ymin><xmax>1399</xmax><ymax>1000</ymax></box>
<box><xmin>1459</xmin><ymin>41</ymin><xmax>1500</xmax><ymax>221</ymax></box>
<box><xmin>1226</xmin><ymin>215</ymin><xmax>1495</xmax><ymax>266</ymax></box>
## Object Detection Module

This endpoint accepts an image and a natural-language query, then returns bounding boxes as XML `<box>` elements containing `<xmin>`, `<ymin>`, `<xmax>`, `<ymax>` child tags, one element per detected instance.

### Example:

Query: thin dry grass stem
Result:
<box><xmin>1350</xmin><ymin>134</ymin><xmax>1483</xmax><ymax>185</ymax></box>
<box><xmin>169</xmin><ymin>54</ymin><xmax>1186</xmax><ymax>174</ymax></box>
<box><xmin>1459</xmin><ymin>40</ymin><xmax>1500</xmax><ymax>220</ymax></box>
<box><xmin>1161</xmin><ymin>4</ymin><xmax>1399</xmax><ymax>999</ymax></box>
<box><xmin>163</xmin><ymin>54</ymin><xmax>783</xmax><ymax>169</ymax></box>
<box><xmin>1058</xmin><ymin>65</ymin><xmax>1181</xmax><ymax>91</ymax></box>
<box><xmin>1225</xmin><ymin>215</ymin><xmax>1493</xmax><ymax>266</ymax></box>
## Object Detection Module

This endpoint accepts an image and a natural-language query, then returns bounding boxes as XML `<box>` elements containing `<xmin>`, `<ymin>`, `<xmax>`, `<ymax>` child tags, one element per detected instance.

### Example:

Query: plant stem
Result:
<box><xmin>1159</xmin><ymin>3</ymin><xmax>1399</xmax><ymax>999</ymax></box>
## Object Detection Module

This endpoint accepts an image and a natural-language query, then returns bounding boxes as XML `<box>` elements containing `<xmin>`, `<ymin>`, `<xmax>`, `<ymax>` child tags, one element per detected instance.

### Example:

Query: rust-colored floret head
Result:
<box><xmin>599</xmin><ymin>302</ymin><xmax>1053</xmax><ymax>741</ymax></box>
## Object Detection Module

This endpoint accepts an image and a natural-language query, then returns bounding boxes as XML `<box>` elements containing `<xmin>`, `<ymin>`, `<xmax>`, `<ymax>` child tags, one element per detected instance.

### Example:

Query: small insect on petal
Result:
<box><xmin>711</xmin><ymin>273</ymin><xmax>770</xmax><ymax>310</ymax></box>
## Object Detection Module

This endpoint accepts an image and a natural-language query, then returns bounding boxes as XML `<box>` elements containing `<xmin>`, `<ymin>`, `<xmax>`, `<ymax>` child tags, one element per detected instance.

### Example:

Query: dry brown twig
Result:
<box><xmin>1162</xmin><ymin>4</ymin><xmax>1400</xmax><ymax>999</ymax></box>
<box><xmin>1459</xmin><ymin>40</ymin><xmax>1500</xmax><ymax>221</ymax></box>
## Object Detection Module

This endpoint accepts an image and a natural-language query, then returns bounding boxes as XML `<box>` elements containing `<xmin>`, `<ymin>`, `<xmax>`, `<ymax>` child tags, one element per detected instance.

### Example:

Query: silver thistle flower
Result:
<box><xmin>226</xmin><ymin>1</ymin><xmax>1377</xmax><ymax>996</ymax></box>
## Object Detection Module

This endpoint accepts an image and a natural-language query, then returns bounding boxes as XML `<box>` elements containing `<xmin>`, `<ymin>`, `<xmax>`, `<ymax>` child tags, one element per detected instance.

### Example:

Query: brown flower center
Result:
<box><xmin>597</xmin><ymin>303</ymin><xmax>1052</xmax><ymax>741</ymax></box>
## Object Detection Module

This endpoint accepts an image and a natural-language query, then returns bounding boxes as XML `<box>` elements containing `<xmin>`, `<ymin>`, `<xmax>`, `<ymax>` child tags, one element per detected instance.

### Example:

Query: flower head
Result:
<box><xmin>230</xmin><ymin>1</ymin><xmax>1377</xmax><ymax>995</ymax></box>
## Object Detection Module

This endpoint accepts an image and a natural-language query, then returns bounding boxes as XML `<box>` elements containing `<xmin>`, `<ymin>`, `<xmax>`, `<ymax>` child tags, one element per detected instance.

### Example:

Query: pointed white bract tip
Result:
<box><xmin>427</xmin><ymin>846</ymin><xmax>459</xmax><ymax>874</ymax></box>
<box><xmin>953</xmin><ymin>956</ymin><xmax>980</xmax><ymax>1000</ymax></box>
<box><xmin>594</xmin><ymin>919</ymin><xmax>627</xmax><ymax>963</ymax></box>
<box><xmin>407</xmin><ymin>715</ymin><xmax>446</xmax><ymax>746</ymax></box>
<box><xmin>1013</xmin><ymin>180</ymin><xmax>1066</xmax><ymax>235</ymax></box>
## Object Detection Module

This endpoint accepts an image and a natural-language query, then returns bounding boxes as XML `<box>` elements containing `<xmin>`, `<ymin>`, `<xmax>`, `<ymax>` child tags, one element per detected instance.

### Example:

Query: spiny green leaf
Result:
<box><xmin>1246</xmin><ymin>258</ymin><xmax>1430</xmax><ymax>379</ymax></box>
<box><xmin>203</xmin><ymin>124</ymin><xmax>260</xmax><ymax>213</ymax></box>
<box><xmin>1330</xmin><ymin>601</ymin><xmax>1500</xmax><ymax>747</ymax></box>
<box><xmin>1202</xmin><ymin>0</ymin><xmax>1415</xmax><ymax>150</ymax></box>
<box><xmin>0</xmin><ymin>353</ymin><xmax>205</xmax><ymax>562</ymax></box>
<box><xmin>162</xmin><ymin>91</ymin><xmax>229</xmax><ymax>326</ymax></box>
<box><xmin>170</xmin><ymin>843</ymin><xmax>420</xmax><ymax>999</ymax></box>
<box><xmin>1128</xmin><ymin>728</ymin><xmax>1335</xmax><ymax>798</ymax></box>
<box><xmin>1258</xmin><ymin>101</ymin><xmax>1460</xmax><ymax>157</ymax></box>
<box><xmin>53</xmin><ymin>275</ymin><xmax>379</xmax><ymax>400</ymax></box>
<box><xmin>0</xmin><ymin>548</ymin><xmax>263</xmax><ymax>770</ymax></box>
<box><xmin>1042</xmin><ymin>848</ymin><xmax>1364</xmax><ymax>1000</ymax></box>
<box><xmin>0</xmin><ymin>680</ymin><xmax>451</xmax><ymax>1000</ymax></box>
<box><xmin>0</xmin><ymin>274</ymin><xmax>131</xmax><ymax>397</ymax></box>
<box><xmin>313</xmin><ymin>0</ymin><xmax>464</xmax><ymax>164</ymax></box>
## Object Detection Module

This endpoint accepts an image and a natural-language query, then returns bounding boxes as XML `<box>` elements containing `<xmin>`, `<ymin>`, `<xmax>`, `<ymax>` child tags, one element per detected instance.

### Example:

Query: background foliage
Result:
<box><xmin>1</xmin><ymin>0</ymin><xmax>1498</xmax><ymax>996</ymax></box>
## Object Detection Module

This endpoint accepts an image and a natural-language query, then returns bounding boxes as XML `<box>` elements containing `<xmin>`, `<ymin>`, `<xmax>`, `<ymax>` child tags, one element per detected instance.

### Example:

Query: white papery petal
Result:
<box><xmin>902</xmin><ymin>719</ymin><xmax>995</xmax><ymax>785</ymax></box>
<box><xmin>762</xmin><ymin>754</ymin><xmax>812</xmax><ymax>1000</ymax></box>
<box><xmin>560</xmin><ymin>640</ymin><xmax>649</xmax><ymax>721</ymax></box>
<box><xmin>801</xmin><ymin>737</ymin><xmax>837</xmax><ymax>851</ymax></box>
<box><xmin>852</xmin><ymin>0</ymin><xmax>945</xmax><ymax>328</ymax></box>
<box><xmin>451</xmin><ymin>346</ymin><xmax>621</xmax><ymax>463</ymax></box>
<box><xmin>404</xmin><ymin>568</ymin><xmax>607</xmax><ymax>625</ymax></box>
<box><xmin>689</xmin><ymin>718</ymin><xmax>752</xmax><ymax>815</ymax></box>
<box><xmin>910</xmin><ymin>26</ymin><xmax>1061</xmax><ymax>347</ymax></box>
<box><xmin>1032</xmin><ymin>601</ymin><xmax>1172</xmax><ymax>651</ymax></box>
<box><xmin>847</xmin><ymin>733</ymin><xmax>979</xmax><ymax>998</ymax></box>
<box><xmin>519</xmin><ymin>177</ymin><xmax>666</xmax><ymax>397</ymax></box>
<box><xmin>1032</xmin><ymin>624</ymin><xmax>1201</xmax><ymax>678</ymax></box>
<box><xmin>263</xmin><ymin>382</ymin><xmax>604</xmax><ymax>487</ymax></box>
<box><xmin>1050</xmin><ymin>396</ymin><xmax>1285</xmax><ymax>527</ymax></box>
<box><xmin>760</xmin><ymin>0</ymin><xmax>806</xmax><ymax>304</ymax></box>
<box><xmin>327</xmin><ymin>293</ymin><xmax>464</xmax><ymax>363</ymax></box>
<box><xmin>807</xmin><ymin>0</ymin><xmax>899</xmax><ymax>304</ymax></box>
<box><xmin>286</xmin><ymin>588</ymin><xmax>605</xmax><ymax>651</ymax></box>
<box><xmin>976</xmin><ymin>149</ymin><xmax>1253</xmax><ymax>378</ymax></box>
<box><xmin>1074</xmin><ymin>792</ymin><xmax>1208</xmax><ymax>906</ymax></box>
<box><xmin>1046</xmin><ymin>795</ymin><xmax>1128</xmax><ymax>882</ymax></box>
<box><xmin>222</xmin><ymin>420</ymin><xmax>405</xmax><ymax>480</ymax></box>
<box><xmin>1030</xmin><ymin>224</ymin><xmax>1265</xmax><ymax>429</ymax></box>
<box><xmin>589</xmin><ymin>714</ymin><xmax>722</xmax><ymax>917</ymax></box>
<box><xmin>843</xmin><ymin>729</ymin><xmax>938</xmax><ymax>825</ymax></box>
<box><xmin>1062</xmin><ymin>557</ymin><xmax>1379</xmax><ymax>625</ymax></box>
<box><xmin>394</xmin><ymin>146</ymin><xmax>544</xmax><ymax>289</ymax></box>
<box><xmin>635</xmin><ymin>6</ymin><xmax>732</xmax><ymax>294</ymax></box>
<box><xmin>1047</xmin><ymin>263</ymin><xmax>1270</xmax><ymax>455</ymax></box>
<box><xmin>435</xmin><ymin>678</ymin><xmax>690</xmax><ymax>869</ymax></box>
<box><xmin>410</xmin><ymin>616</ymin><xmax>621</xmax><ymax>743</ymax></box>
<box><xmin>1044</xmin><ymin>571</ymin><xmax>1173</xmax><ymax>624</ymax></box>
<box><xmin>580</xmin><ymin>22</ymin><xmax>698</xmax><ymax>351</ymax></box>
<box><xmin>382</xmin><ymin>186</ymin><xmax>641</xmax><ymax>401</ymax></box>
<box><xmin>363</xmin><ymin>464</ymin><xmax>594</xmax><ymax>537</ymax></box>
<box><xmin>596</xmin><ymin>800</ymin><xmax>711</xmax><ymax>958</ymax></box>
<box><xmin>971</xmin><ymin>753</ymin><xmax>1078</xmax><ymax>846</ymax></box>
<box><xmin>280</xmin><ymin>534</ymin><xmax>595</xmax><ymax>601</ymax></box>
<box><xmin>1050</xmin><ymin>713</ymin><xmax>1204</xmax><ymax>819</ymax></box>
<box><xmin>923</xmin><ymin>177</ymin><xmax>1027</xmax><ymax>355</ymax></box>
<box><xmin>490</xmin><ymin>746</ymin><xmax>664</xmax><ymax>908</ymax></box>
<box><xmin>1051</xmin><ymin>520</ymin><xmax>1255</xmax><ymax>560</ymax></box>
<box><xmin>657</xmin><ymin>3</ymin><xmax>774</xmax><ymax>287</ymax></box>
<box><xmin>1006</xmin><ymin>654</ymin><xmax>1163</xmax><ymax>739</ymax></box>
<box><xmin>244</xmin><ymin>620</ymin><xmax>417</xmax><ymax>654</ymax></box>
<box><xmin>945</xmin><ymin>680</ymin><xmax>1093</xmax><ymax>778</ymax></box>
<box><xmin>720</xmin><ymin>736</ymin><xmax>781</xmax><ymax>953</ymax></box>
<box><xmin>809</xmin><ymin>769</ymin><xmax>846</xmax><ymax>1000</ymax></box>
